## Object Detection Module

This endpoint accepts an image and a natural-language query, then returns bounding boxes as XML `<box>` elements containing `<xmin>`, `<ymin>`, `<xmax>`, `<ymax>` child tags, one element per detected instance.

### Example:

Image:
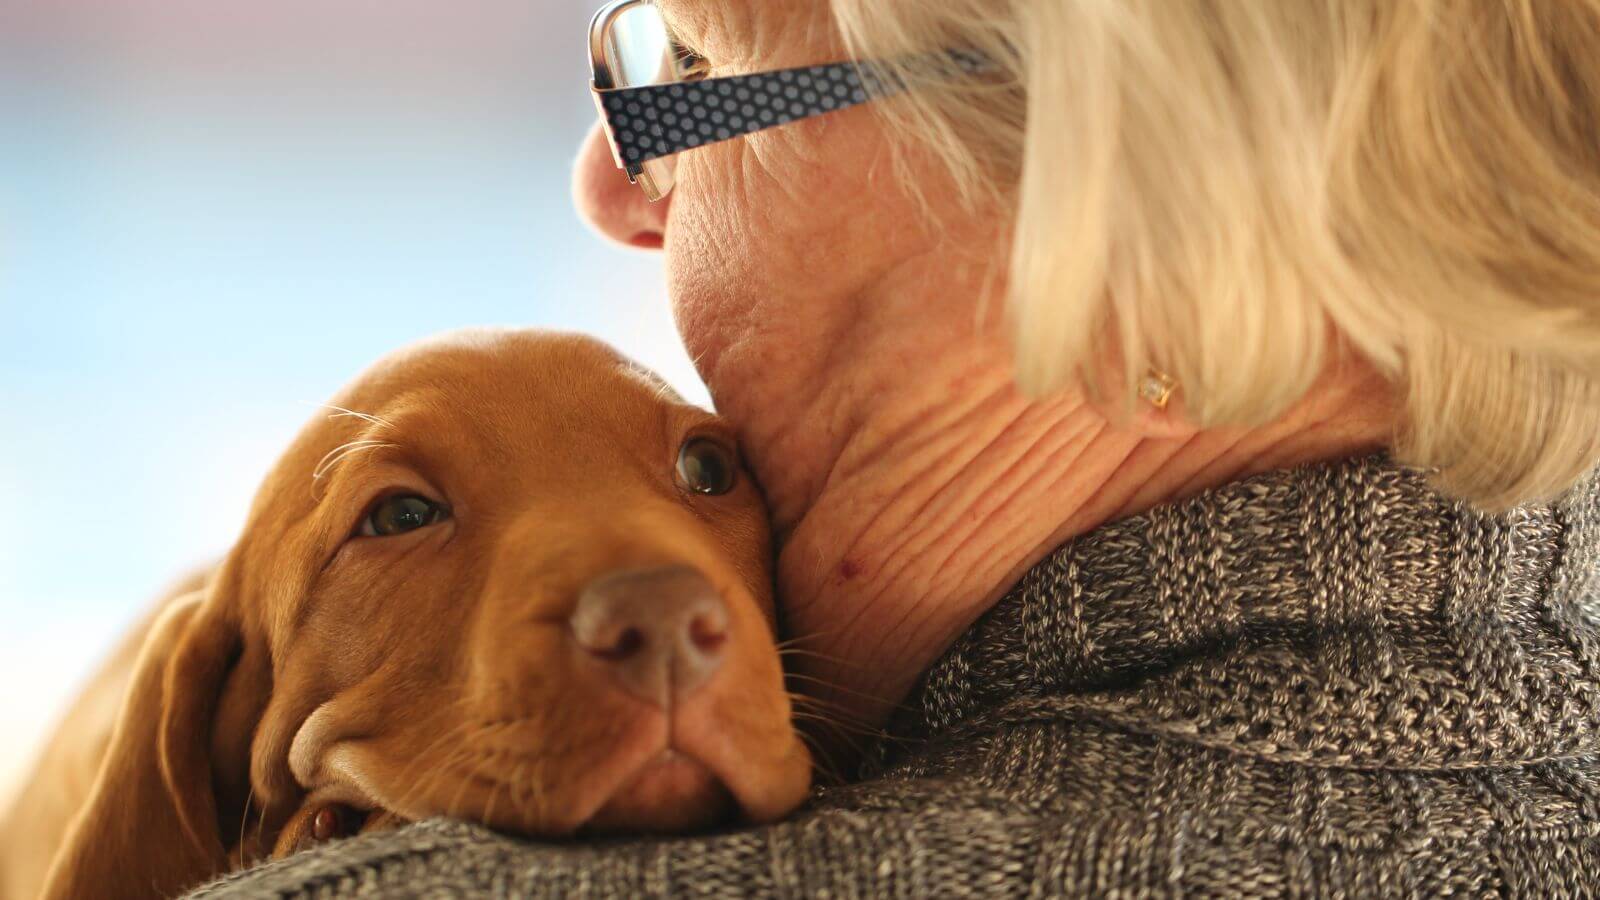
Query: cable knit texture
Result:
<box><xmin>189</xmin><ymin>455</ymin><xmax>1600</xmax><ymax>898</ymax></box>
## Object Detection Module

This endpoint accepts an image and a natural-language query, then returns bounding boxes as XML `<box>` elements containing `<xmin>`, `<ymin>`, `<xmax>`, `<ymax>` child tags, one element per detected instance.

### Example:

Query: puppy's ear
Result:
<box><xmin>41</xmin><ymin>590</ymin><xmax>249</xmax><ymax>900</ymax></box>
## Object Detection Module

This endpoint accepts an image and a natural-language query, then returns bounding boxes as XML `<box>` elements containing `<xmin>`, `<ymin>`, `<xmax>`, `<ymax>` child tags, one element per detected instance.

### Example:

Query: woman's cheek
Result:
<box><xmin>664</xmin><ymin>184</ymin><xmax>757</xmax><ymax>383</ymax></box>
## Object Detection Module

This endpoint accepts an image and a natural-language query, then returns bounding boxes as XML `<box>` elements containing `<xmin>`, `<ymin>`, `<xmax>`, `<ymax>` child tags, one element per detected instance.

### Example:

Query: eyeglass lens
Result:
<box><xmin>603</xmin><ymin>3</ymin><xmax>681</xmax><ymax>198</ymax></box>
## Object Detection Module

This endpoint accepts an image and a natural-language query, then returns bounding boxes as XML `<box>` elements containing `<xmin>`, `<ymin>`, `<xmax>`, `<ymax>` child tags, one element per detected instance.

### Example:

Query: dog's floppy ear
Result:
<box><xmin>41</xmin><ymin>589</ymin><xmax>251</xmax><ymax>900</ymax></box>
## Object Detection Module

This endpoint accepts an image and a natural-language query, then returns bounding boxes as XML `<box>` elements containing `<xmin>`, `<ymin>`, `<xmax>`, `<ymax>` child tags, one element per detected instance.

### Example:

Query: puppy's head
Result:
<box><xmin>48</xmin><ymin>330</ymin><xmax>811</xmax><ymax>897</ymax></box>
<box><xmin>246</xmin><ymin>330</ymin><xmax>811</xmax><ymax>837</ymax></box>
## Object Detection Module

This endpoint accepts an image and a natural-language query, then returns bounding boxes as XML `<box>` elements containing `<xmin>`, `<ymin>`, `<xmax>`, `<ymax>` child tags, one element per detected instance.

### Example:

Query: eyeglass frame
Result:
<box><xmin>587</xmin><ymin>0</ymin><xmax>988</xmax><ymax>202</ymax></box>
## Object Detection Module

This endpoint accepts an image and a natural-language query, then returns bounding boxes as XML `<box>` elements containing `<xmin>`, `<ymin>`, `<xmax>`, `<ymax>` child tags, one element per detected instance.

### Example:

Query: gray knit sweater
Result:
<box><xmin>190</xmin><ymin>455</ymin><xmax>1600</xmax><ymax>897</ymax></box>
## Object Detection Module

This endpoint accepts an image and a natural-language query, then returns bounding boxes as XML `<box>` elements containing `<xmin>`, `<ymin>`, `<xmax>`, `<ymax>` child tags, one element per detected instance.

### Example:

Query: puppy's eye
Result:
<box><xmin>358</xmin><ymin>494</ymin><xmax>447</xmax><ymax>537</ymax></box>
<box><xmin>676</xmin><ymin>437</ymin><xmax>737</xmax><ymax>496</ymax></box>
<box><xmin>310</xmin><ymin>804</ymin><xmax>367</xmax><ymax>843</ymax></box>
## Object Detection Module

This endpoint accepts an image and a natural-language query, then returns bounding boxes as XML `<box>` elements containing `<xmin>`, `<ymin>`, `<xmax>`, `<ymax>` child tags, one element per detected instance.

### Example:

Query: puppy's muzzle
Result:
<box><xmin>571</xmin><ymin>565</ymin><xmax>729</xmax><ymax>708</ymax></box>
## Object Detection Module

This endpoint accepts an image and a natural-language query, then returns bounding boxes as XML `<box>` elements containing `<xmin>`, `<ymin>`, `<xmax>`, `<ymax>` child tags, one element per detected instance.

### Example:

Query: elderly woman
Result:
<box><xmin>201</xmin><ymin>0</ymin><xmax>1600</xmax><ymax>896</ymax></box>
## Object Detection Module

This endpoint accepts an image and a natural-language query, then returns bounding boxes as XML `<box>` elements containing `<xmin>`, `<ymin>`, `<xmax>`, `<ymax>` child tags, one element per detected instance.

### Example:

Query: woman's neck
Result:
<box><xmin>730</xmin><ymin>333</ymin><xmax>1395</xmax><ymax>754</ymax></box>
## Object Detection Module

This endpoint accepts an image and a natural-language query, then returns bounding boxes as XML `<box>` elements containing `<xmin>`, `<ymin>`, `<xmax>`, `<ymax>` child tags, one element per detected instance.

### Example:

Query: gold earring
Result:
<box><xmin>1138</xmin><ymin>369</ymin><xmax>1177</xmax><ymax>410</ymax></box>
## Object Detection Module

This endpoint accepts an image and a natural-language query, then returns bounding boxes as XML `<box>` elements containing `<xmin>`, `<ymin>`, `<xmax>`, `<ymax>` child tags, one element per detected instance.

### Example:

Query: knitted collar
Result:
<box><xmin>882</xmin><ymin>454</ymin><xmax>1600</xmax><ymax>771</ymax></box>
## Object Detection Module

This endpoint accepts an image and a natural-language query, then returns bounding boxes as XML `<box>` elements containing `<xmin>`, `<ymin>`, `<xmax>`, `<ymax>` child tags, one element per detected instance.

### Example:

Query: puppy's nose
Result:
<box><xmin>571</xmin><ymin>566</ymin><xmax>729</xmax><ymax>708</ymax></box>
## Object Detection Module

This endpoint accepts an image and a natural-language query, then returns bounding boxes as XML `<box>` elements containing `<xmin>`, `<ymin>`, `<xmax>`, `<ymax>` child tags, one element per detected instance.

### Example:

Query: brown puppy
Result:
<box><xmin>2</xmin><ymin>329</ymin><xmax>811</xmax><ymax>900</ymax></box>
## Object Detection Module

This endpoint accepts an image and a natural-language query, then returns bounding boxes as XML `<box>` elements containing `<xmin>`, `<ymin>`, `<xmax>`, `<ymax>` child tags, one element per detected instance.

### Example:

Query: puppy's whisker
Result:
<box><xmin>784</xmin><ymin>671</ymin><xmax>884</xmax><ymax>704</ymax></box>
<box><xmin>506</xmin><ymin>762</ymin><xmax>528</xmax><ymax>823</ymax></box>
<box><xmin>775</xmin><ymin>647</ymin><xmax>835</xmax><ymax>661</ymax></box>
<box><xmin>394</xmin><ymin>729</ymin><xmax>451</xmax><ymax>789</ymax></box>
<box><xmin>229</xmin><ymin>783</ymin><xmax>257</xmax><ymax>865</ymax></box>
<box><xmin>792</xmin><ymin>729</ymin><xmax>847</xmax><ymax>785</ymax></box>
<box><xmin>688</xmin><ymin>346</ymin><xmax>712</xmax><ymax>375</ymax></box>
<box><xmin>788</xmin><ymin>701</ymin><xmax>880</xmax><ymax>737</ymax></box>
<box><xmin>649</xmin><ymin>377</ymin><xmax>680</xmax><ymax>406</ymax></box>
<box><xmin>789</xmin><ymin>690</ymin><xmax>913</xmax><ymax>745</ymax></box>
<box><xmin>428</xmin><ymin>738</ymin><xmax>477</xmax><ymax>814</ymax></box>
<box><xmin>774</xmin><ymin>630</ymin><xmax>848</xmax><ymax>650</ymax></box>
<box><xmin>482</xmin><ymin>756</ymin><xmax>505</xmax><ymax>829</ymax></box>
<box><xmin>787</xmin><ymin>708</ymin><xmax>882</xmax><ymax>740</ymax></box>
<box><xmin>311</xmin><ymin>440</ymin><xmax>396</xmax><ymax>483</ymax></box>
<box><xmin>786</xmin><ymin>683</ymin><xmax>864</xmax><ymax>712</ymax></box>
<box><xmin>256</xmin><ymin>798</ymin><xmax>271</xmax><ymax>854</ymax></box>
<box><xmin>319</xmin><ymin>405</ymin><xmax>394</xmax><ymax>430</ymax></box>
<box><xmin>531</xmin><ymin>753</ymin><xmax>550</xmax><ymax>825</ymax></box>
<box><xmin>775</xmin><ymin>647</ymin><xmax>862</xmax><ymax>671</ymax></box>
<box><xmin>390</xmin><ymin>746</ymin><xmax>436</xmax><ymax>812</ymax></box>
<box><xmin>406</xmin><ymin>759</ymin><xmax>453</xmax><ymax>820</ymax></box>
<box><xmin>775</xmin><ymin>632</ymin><xmax>838</xmax><ymax>650</ymax></box>
<box><xmin>449</xmin><ymin>747</ymin><xmax>495</xmax><ymax>825</ymax></box>
<box><xmin>394</xmin><ymin>722</ymin><xmax>468</xmax><ymax>816</ymax></box>
<box><xmin>794</xmin><ymin>724</ymin><xmax>870</xmax><ymax>776</ymax></box>
<box><xmin>391</xmin><ymin>720</ymin><xmax>456</xmax><ymax>800</ymax></box>
<box><xmin>441</xmin><ymin>743</ymin><xmax>476</xmax><ymax>819</ymax></box>
<box><xmin>787</xmin><ymin>693</ymin><xmax>883</xmax><ymax>745</ymax></box>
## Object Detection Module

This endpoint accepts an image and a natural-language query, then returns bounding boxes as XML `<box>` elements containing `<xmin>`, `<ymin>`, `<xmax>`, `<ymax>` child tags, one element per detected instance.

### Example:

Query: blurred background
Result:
<box><xmin>0</xmin><ymin>0</ymin><xmax>701</xmax><ymax>796</ymax></box>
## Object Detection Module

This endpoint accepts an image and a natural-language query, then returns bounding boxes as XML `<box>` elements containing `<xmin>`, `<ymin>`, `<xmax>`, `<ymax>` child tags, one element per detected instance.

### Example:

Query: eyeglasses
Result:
<box><xmin>587</xmin><ymin>0</ymin><xmax>987</xmax><ymax>202</ymax></box>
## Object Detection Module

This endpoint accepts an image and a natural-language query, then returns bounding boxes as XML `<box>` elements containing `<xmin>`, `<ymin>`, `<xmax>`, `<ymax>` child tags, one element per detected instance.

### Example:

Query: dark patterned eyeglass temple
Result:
<box><xmin>588</xmin><ymin>0</ymin><xmax>989</xmax><ymax>200</ymax></box>
<box><xmin>600</xmin><ymin>62</ymin><xmax>885</xmax><ymax>171</ymax></box>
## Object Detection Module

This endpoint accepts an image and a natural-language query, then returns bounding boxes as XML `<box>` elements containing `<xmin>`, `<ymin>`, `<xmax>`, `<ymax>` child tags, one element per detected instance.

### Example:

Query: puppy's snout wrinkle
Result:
<box><xmin>572</xmin><ymin>565</ymin><xmax>729</xmax><ymax>708</ymax></box>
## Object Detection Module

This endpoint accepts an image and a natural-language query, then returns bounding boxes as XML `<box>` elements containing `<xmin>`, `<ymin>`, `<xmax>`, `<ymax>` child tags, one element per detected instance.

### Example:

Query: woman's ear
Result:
<box><xmin>41</xmin><ymin>590</ymin><xmax>250</xmax><ymax>900</ymax></box>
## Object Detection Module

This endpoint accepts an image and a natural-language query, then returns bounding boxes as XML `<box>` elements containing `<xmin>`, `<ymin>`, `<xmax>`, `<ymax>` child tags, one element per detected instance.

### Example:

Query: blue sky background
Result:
<box><xmin>0</xmin><ymin>1</ymin><xmax>702</xmax><ymax>793</ymax></box>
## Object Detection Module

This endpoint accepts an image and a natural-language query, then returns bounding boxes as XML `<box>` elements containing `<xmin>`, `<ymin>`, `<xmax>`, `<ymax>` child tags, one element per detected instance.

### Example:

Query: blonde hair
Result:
<box><xmin>832</xmin><ymin>0</ymin><xmax>1600</xmax><ymax>509</ymax></box>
